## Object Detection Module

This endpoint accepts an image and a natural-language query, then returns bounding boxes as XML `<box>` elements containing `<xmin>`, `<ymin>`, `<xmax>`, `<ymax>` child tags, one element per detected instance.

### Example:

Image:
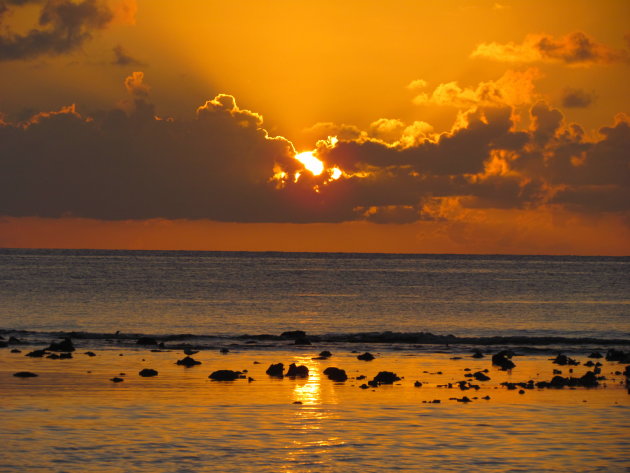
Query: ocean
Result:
<box><xmin>1</xmin><ymin>249</ymin><xmax>629</xmax><ymax>472</ymax></box>
<box><xmin>1</xmin><ymin>249</ymin><xmax>629</xmax><ymax>341</ymax></box>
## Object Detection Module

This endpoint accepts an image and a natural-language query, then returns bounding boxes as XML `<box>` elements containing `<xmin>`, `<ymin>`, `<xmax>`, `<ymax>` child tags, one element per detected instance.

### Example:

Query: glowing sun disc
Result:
<box><xmin>295</xmin><ymin>151</ymin><xmax>324</xmax><ymax>176</ymax></box>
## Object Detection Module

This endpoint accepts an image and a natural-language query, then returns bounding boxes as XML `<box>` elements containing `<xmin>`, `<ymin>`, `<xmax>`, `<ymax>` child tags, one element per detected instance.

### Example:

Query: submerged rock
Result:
<box><xmin>357</xmin><ymin>352</ymin><xmax>375</xmax><ymax>361</ymax></box>
<box><xmin>286</xmin><ymin>363</ymin><xmax>309</xmax><ymax>378</ymax></box>
<box><xmin>209</xmin><ymin>370</ymin><xmax>242</xmax><ymax>381</ymax></box>
<box><xmin>48</xmin><ymin>338</ymin><xmax>75</xmax><ymax>352</ymax></box>
<box><xmin>110</xmin><ymin>377</ymin><xmax>124</xmax><ymax>383</ymax></box>
<box><xmin>10</xmin><ymin>349</ymin><xmax>21</xmax><ymax>353</ymax></box>
<box><xmin>139</xmin><ymin>368</ymin><xmax>158</xmax><ymax>377</ymax></box>
<box><xmin>266</xmin><ymin>363</ymin><xmax>284</xmax><ymax>378</ymax></box>
<box><xmin>313</xmin><ymin>350</ymin><xmax>332</xmax><ymax>360</ymax></box>
<box><xmin>84</xmin><ymin>351</ymin><xmax>96</xmax><ymax>357</ymax></box>
<box><xmin>552</xmin><ymin>354</ymin><xmax>579</xmax><ymax>366</ymax></box>
<box><xmin>371</xmin><ymin>371</ymin><xmax>401</xmax><ymax>385</ymax></box>
<box><xmin>13</xmin><ymin>371</ymin><xmax>38</xmax><ymax>378</ymax></box>
<box><xmin>176</xmin><ymin>356</ymin><xmax>202</xmax><ymax>367</ymax></box>
<box><xmin>473</xmin><ymin>371</ymin><xmax>491</xmax><ymax>381</ymax></box>
<box><xmin>323</xmin><ymin>367</ymin><xmax>348</xmax><ymax>382</ymax></box>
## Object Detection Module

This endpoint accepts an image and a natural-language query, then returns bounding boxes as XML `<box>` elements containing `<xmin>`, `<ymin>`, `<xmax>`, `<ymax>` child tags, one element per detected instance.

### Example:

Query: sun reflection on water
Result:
<box><xmin>282</xmin><ymin>357</ymin><xmax>346</xmax><ymax>471</ymax></box>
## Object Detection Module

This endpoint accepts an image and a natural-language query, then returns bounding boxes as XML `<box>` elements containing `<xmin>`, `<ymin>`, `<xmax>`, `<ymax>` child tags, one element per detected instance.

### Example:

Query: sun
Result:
<box><xmin>294</xmin><ymin>151</ymin><xmax>324</xmax><ymax>176</ymax></box>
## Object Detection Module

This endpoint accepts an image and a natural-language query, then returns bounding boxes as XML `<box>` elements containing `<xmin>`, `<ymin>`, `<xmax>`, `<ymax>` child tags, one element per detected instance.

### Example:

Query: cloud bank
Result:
<box><xmin>0</xmin><ymin>73</ymin><xmax>628</xmax><ymax>225</ymax></box>
<box><xmin>471</xmin><ymin>32</ymin><xmax>629</xmax><ymax>66</ymax></box>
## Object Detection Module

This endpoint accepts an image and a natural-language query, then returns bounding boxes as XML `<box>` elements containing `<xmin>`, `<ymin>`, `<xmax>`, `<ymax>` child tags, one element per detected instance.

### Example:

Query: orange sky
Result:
<box><xmin>0</xmin><ymin>0</ymin><xmax>628</xmax><ymax>254</ymax></box>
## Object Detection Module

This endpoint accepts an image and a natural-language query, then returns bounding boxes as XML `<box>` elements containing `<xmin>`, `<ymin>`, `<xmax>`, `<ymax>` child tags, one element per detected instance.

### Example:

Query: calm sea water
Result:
<box><xmin>0</xmin><ymin>249</ymin><xmax>629</xmax><ymax>340</ymax></box>
<box><xmin>2</xmin><ymin>249</ymin><xmax>629</xmax><ymax>473</ymax></box>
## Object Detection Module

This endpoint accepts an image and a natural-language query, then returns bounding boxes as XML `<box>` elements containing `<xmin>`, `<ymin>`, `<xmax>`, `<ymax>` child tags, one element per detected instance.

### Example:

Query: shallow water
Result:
<box><xmin>1</xmin><ymin>347</ymin><xmax>629</xmax><ymax>473</ymax></box>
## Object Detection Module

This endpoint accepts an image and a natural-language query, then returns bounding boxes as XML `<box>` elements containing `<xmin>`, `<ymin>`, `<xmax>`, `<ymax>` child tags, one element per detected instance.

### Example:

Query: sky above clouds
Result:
<box><xmin>0</xmin><ymin>0</ymin><xmax>628</xmax><ymax>254</ymax></box>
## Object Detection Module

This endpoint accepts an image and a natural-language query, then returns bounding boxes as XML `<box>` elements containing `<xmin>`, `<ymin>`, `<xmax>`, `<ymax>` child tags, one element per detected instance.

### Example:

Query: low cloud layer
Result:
<box><xmin>471</xmin><ymin>32</ymin><xmax>629</xmax><ymax>66</ymax></box>
<box><xmin>0</xmin><ymin>0</ymin><xmax>135</xmax><ymax>61</ymax></box>
<box><xmin>0</xmin><ymin>73</ymin><xmax>628</xmax><ymax>225</ymax></box>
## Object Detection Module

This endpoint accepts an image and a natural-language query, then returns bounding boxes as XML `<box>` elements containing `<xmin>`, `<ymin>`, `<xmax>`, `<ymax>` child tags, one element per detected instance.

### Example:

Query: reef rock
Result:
<box><xmin>139</xmin><ymin>368</ymin><xmax>158</xmax><ymax>377</ymax></box>
<box><xmin>323</xmin><ymin>367</ymin><xmax>348</xmax><ymax>382</ymax></box>
<box><xmin>209</xmin><ymin>370</ymin><xmax>242</xmax><ymax>381</ymax></box>
<box><xmin>357</xmin><ymin>352</ymin><xmax>375</xmax><ymax>361</ymax></box>
<box><xmin>176</xmin><ymin>356</ymin><xmax>202</xmax><ymax>367</ymax></box>
<box><xmin>266</xmin><ymin>363</ymin><xmax>284</xmax><ymax>378</ymax></box>
<box><xmin>286</xmin><ymin>363</ymin><xmax>309</xmax><ymax>378</ymax></box>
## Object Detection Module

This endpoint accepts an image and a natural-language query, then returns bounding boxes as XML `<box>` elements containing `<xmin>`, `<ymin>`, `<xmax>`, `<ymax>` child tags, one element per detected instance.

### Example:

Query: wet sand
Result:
<box><xmin>1</xmin><ymin>342</ymin><xmax>629</xmax><ymax>472</ymax></box>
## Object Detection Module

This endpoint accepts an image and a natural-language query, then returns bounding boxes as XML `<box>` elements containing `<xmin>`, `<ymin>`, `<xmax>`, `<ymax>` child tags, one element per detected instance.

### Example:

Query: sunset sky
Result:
<box><xmin>0</xmin><ymin>0</ymin><xmax>628</xmax><ymax>254</ymax></box>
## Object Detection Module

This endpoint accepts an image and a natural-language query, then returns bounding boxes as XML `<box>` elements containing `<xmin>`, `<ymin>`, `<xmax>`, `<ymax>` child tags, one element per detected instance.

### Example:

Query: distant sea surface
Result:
<box><xmin>1</xmin><ymin>249</ymin><xmax>628</xmax><ymax>341</ymax></box>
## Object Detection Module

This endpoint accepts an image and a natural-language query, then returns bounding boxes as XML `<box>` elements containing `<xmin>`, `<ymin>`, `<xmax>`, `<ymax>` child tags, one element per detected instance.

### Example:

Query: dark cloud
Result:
<box><xmin>561</xmin><ymin>88</ymin><xmax>595</xmax><ymax>108</ymax></box>
<box><xmin>0</xmin><ymin>74</ymin><xmax>628</xmax><ymax>224</ymax></box>
<box><xmin>0</xmin><ymin>0</ymin><xmax>119</xmax><ymax>61</ymax></box>
<box><xmin>472</xmin><ymin>31</ymin><xmax>630</xmax><ymax>66</ymax></box>
<box><xmin>112</xmin><ymin>44</ymin><xmax>143</xmax><ymax>66</ymax></box>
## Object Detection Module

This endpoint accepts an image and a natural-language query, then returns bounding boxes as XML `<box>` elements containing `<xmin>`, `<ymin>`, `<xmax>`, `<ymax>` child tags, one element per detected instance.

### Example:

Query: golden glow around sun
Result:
<box><xmin>295</xmin><ymin>151</ymin><xmax>324</xmax><ymax>176</ymax></box>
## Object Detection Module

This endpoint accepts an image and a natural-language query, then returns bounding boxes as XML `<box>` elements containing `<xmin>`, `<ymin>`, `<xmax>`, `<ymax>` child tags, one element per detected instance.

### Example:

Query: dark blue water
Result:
<box><xmin>0</xmin><ymin>249</ymin><xmax>628</xmax><ymax>340</ymax></box>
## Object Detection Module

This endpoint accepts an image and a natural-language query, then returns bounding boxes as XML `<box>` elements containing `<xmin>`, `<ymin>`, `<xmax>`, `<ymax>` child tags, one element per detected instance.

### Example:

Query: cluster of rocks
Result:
<box><xmin>359</xmin><ymin>371</ymin><xmax>401</xmax><ymax>389</ymax></box>
<box><xmin>265</xmin><ymin>362</ymin><xmax>309</xmax><ymax>378</ymax></box>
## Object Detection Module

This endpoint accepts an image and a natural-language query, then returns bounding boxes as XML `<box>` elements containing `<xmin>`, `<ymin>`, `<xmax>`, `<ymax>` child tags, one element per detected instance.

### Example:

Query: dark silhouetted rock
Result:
<box><xmin>209</xmin><ymin>370</ymin><xmax>242</xmax><ymax>381</ymax></box>
<box><xmin>357</xmin><ymin>352</ymin><xmax>375</xmax><ymax>361</ymax></box>
<box><xmin>13</xmin><ymin>371</ymin><xmax>38</xmax><ymax>378</ymax></box>
<box><xmin>266</xmin><ymin>363</ymin><xmax>284</xmax><ymax>377</ymax></box>
<box><xmin>323</xmin><ymin>367</ymin><xmax>347</xmax><ymax>382</ymax></box>
<box><xmin>286</xmin><ymin>363</ymin><xmax>309</xmax><ymax>378</ymax></box>
<box><xmin>47</xmin><ymin>354</ymin><xmax>60</xmax><ymax>359</ymax></box>
<box><xmin>472</xmin><ymin>349</ymin><xmax>484</xmax><ymax>358</ymax></box>
<box><xmin>606</xmin><ymin>349</ymin><xmax>630</xmax><ymax>363</ymax></box>
<box><xmin>11</xmin><ymin>348</ymin><xmax>21</xmax><ymax>353</ymax></box>
<box><xmin>48</xmin><ymin>338</ymin><xmax>75</xmax><ymax>352</ymax></box>
<box><xmin>139</xmin><ymin>368</ymin><xmax>158</xmax><ymax>377</ymax></box>
<box><xmin>588</xmin><ymin>352</ymin><xmax>603</xmax><ymax>359</ymax></box>
<box><xmin>414</xmin><ymin>381</ymin><xmax>423</xmax><ymax>387</ymax></box>
<box><xmin>110</xmin><ymin>377</ymin><xmax>124</xmax><ymax>383</ymax></box>
<box><xmin>281</xmin><ymin>330</ymin><xmax>306</xmax><ymax>339</ymax></box>
<box><xmin>492</xmin><ymin>351</ymin><xmax>515</xmax><ymax>370</ymax></box>
<box><xmin>580</xmin><ymin>371</ymin><xmax>599</xmax><ymax>387</ymax></box>
<box><xmin>184</xmin><ymin>348</ymin><xmax>198</xmax><ymax>355</ymax></box>
<box><xmin>473</xmin><ymin>371</ymin><xmax>491</xmax><ymax>381</ymax></box>
<box><xmin>220</xmin><ymin>348</ymin><xmax>229</xmax><ymax>354</ymax></box>
<box><xmin>371</xmin><ymin>371</ymin><xmax>401</xmax><ymax>385</ymax></box>
<box><xmin>84</xmin><ymin>351</ymin><xmax>96</xmax><ymax>357</ymax></box>
<box><xmin>552</xmin><ymin>354</ymin><xmax>579</xmax><ymax>366</ymax></box>
<box><xmin>624</xmin><ymin>366</ymin><xmax>630</xmax><ymax>378</ymax></box>
<box><xmin>176</xmin><ymin>356</ymin><xmax>202</xmax><ymax>367</ymax></box>
<box><xmin>359</xmin><ymin>384</ymin><xmax>369</xmax><ymax>389</ymax></box>
<box><xmin>59</xmin><ymin>353</ymin><xmax>73</xmax><ymax>359</ymax></box>
<box><xmin>8</xmin><ymin>336</ymin><xmax>24</xmax><ymax>345</ymax></box>
<box><xmin>0</xmin><ymin>341</ymin><xmax>7</xmax><ymax>348</ymax></box>
<box><xmin>319</xmin><ymin>350</ymin><xmax>332</xmax><ymax>358</ymax></box>
<box><xmin>136</xmin><ymin>337</ymin><xmax>158</xmax><ymax>346</ymax></box>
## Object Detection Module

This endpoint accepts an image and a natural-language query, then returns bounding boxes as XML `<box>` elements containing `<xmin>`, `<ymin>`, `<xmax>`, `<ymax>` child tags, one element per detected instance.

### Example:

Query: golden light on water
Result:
<box><xmin>294</xmin><ymin>151</ymin><xmax>324</xmax><ymax>176</ymax></box>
